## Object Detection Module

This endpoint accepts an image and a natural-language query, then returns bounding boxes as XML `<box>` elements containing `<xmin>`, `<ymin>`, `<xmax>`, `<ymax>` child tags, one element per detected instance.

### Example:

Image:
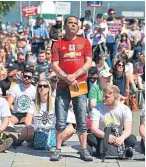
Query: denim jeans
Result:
<box><xmin>106</xmin><ymin>42</ymin><xmax>117</xmax><ymax>60</ymax></box>
<box><xmin>55</xmin><ymin>89</ymin><xmax>87</xmax><ymax>132</ymax></box>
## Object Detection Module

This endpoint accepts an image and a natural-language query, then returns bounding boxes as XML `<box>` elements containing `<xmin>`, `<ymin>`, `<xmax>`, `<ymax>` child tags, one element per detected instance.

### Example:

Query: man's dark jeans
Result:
<box><xmin>55</xmin><ymin>89</ymin><xmax>87</xmax><ymax>132</ymax></box>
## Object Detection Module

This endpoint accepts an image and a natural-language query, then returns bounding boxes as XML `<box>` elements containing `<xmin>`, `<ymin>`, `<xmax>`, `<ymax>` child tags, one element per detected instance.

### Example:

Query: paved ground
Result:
<box><xmin>1</xmin><ymin>111</ymin><xmax>145</xmax><ymax>167</ymax></box>
<box><xmin>1</xmin><ymin>134</ymin><xmax>145</xmax><ymax>167</ymax></box>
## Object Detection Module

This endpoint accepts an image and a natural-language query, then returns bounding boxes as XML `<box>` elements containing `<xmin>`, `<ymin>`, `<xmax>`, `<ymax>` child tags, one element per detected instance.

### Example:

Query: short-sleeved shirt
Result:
<box><xmin>9</xmin><ymin>83</ymin><xmax>36</xmax><ymax>113</ymax></box>
<box><xmin>0</xmin><ymin>97</ymin><xmax>11</xmax><ymax>127</ymax></box>
<box><xmin>52</xmin><ymin>37</ymin><xmax>92</xmax><ymax>88</ymax></box>
<box><xmin>90</xmin><ymin>103</ymin><xmax>132</xmax><ymax>133</ymax></box>
<box><xmin>88</xmin><ymin>84</ymin><xmax>103</xmax><ymax>104</ymax></box>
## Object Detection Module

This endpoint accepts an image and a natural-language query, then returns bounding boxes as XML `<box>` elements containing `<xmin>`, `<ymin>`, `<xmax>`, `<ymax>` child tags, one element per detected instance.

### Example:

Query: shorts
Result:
<box><xmin>12</xmin><ymin>113</ymin><xmax>27</xmax><ymax>122</ymax></box>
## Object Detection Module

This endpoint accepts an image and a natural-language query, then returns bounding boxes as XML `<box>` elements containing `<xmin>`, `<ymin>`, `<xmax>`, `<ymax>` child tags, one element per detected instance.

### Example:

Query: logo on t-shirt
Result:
<box><xmin>17</xmin><ymin>95</ymin><xmax>31</xmax><ymax>110</ymax></box>
<box><xmin>36</xmin><ymin>110</ymin><xmax>54</xmax><ymax>126</ymax></box>
<box><xmin>69</xmin><ymin>44</ymin><xmax>75</xmax><ymax>52</ymax></box>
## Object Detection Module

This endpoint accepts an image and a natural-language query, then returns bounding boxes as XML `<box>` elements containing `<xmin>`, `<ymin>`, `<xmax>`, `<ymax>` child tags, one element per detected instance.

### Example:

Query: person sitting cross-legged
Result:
<box><xmin>87</xmin><ymin>85</ymin><xmax>137</xmax><ymax>158</ymax></box>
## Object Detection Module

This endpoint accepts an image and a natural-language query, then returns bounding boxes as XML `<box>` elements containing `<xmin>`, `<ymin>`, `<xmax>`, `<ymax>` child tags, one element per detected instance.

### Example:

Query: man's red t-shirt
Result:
<box><xmin>52</xmin><ymin>37</ymin><xmax>92</xmax><ymax>88</ymax></box>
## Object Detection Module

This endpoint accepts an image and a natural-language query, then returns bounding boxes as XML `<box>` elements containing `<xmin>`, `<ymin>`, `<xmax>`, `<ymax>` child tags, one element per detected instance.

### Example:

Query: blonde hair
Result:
<box><xmin>35</xmin><ymin>79</ymin><xmax>53</xmax><ymax>113</ymax></box>
<box><xmin>103</xmin><ymin>85</ymin><xmax>120</xmax><ymax>100</ymax></box>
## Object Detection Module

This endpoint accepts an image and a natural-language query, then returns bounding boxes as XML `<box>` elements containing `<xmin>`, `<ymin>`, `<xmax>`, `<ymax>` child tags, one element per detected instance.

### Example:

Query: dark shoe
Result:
<box><xmin>8</xmin><ymin>133</ymin><xmax>24</xmax><ymax>147</ymax></box>
<box><xmin>80</xmin><ymin>149</ymin><xmax>93</xmax><ymax>161</ymax></box>
<box><xmin>50</xmin><ymin>149</ymin><xmax>62</xmax><ymax>161</ymax></box>
<box><xmin>125</xmin><ymin>147</ymin><xmax>134</xmax><ymax>158</ymax></box>
<box><xmin>0</xmin><ymin>138</ymin><xmax>13</xmax><ymax>152</ymax></box>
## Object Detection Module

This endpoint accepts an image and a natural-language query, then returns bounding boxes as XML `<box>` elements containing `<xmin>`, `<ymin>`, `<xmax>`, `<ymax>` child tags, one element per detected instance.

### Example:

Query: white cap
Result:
<box><xmin>99</xmin><ymin>70</ymin><xmax>112</xmax><ymax>78</ymax></box>
<box><xmin>56</xmin><ymin>16</ymin><xmax>62</xmax><ymax>21</ymax></box>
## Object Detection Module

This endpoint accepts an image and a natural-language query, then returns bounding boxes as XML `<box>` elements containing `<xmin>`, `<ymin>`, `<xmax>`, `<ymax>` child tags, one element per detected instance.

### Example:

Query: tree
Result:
<box><xmin>0</xmin><ymin>2</ymin><xmax>16</xmax><ymax>16</ymax></box>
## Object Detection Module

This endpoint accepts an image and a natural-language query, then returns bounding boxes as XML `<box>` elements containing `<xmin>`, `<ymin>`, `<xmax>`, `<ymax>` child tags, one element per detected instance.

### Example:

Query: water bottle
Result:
<box><xmin>0</xmin><ymin>88</ymin><xmax>2</xmax><ymax>97</ymax></box>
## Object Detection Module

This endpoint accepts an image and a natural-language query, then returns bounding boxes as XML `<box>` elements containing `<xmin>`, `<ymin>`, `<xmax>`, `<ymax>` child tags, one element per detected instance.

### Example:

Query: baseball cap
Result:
<box><xmin>7</xmin><ymin>62</ymin><xmax>18</xmax><ymax>72</ymax></box>
<box><xmin>99</xmin><ymin>70</ymin><xmax>112</xmax><ymax>78</ymax></box>
<box><xmin>85</xmin><ymin>10</ymin><xmax>91</xmax><ymax>14</ymax></box>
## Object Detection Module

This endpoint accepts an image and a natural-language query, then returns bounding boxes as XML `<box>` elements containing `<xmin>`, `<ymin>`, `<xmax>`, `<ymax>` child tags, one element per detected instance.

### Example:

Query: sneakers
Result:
<box><xmin>0</xmin><ymin>138</ymin><xmax>13</xmax><ymax>152</ymax></box>
<box><xmin>80</xmin><ymin>149</ymin><xmax>93</xmax><ymax>161</ymax></box>
<box><xmin>125</xmin><ymin>147</ymin><xmax>134</xmax><ymax>158</ymax></box>
<box><xmin>50</xmin><ymin>149</ymin><xmax>62</xmax><ymax>161</ymax></box>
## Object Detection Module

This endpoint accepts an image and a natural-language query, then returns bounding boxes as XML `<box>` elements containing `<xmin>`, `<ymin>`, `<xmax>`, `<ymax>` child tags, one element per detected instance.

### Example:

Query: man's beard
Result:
<box><xmin>23</xmin><ymin>80</ymin><xmax>31</xmax><ymax>86</ymax></box>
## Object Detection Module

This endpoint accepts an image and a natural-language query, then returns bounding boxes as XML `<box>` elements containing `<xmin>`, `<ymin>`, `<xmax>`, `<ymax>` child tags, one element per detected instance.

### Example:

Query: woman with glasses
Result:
<box><xmin>113</xmin><ymin>59</ymin><xmax>129</xmax><ymax>97</ymax></box>
<box><xmin>21</xmin><ymin>79</ymin><xmax>76</xmax><ymax>148</ymax></box>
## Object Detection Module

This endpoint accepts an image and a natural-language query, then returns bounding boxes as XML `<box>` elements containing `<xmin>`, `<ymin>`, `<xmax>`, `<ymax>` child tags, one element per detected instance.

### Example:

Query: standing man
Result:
<box><xmin>106</xmin><ymin>9</ymin><xmax>122</xmax><ymax>62</ymax></box>
<box><xmin>51</xmin><ymin>16</ymin><xmax>93</xmax><ymax>161</ymax></box>
<box><xmin>28</xmin><ymin>17</ymin><xmax>49</xmax><ymax>56</ymax></box>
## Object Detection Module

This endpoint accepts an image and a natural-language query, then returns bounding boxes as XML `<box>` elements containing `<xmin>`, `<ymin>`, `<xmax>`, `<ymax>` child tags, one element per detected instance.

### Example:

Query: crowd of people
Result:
<box><xmin>0</xmin><ymin>7</ymin><xmax>145</xmax><ymax>162</ymax></box>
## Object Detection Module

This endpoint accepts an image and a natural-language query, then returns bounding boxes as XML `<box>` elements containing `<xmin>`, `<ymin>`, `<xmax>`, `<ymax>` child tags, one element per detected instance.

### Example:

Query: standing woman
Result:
<box><xmin>113</xmin><ymin>59</ymin><xmax>129</xmax><ymax>97</ymax></box>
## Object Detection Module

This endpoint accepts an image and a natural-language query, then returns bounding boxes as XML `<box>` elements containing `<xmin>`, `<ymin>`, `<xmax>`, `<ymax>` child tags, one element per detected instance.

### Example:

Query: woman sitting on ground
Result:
<box><xmin>20</xmin><ymin>79</ymin><xmax>75</xmax><ymax>147</ymax></box>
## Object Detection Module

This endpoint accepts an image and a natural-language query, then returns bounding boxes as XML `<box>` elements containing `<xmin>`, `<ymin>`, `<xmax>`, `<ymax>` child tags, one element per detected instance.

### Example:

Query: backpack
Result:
<box><xmin>100</xmin><ymin>126</ymin><xmax>125</xmax><ymax>162</ymax></box>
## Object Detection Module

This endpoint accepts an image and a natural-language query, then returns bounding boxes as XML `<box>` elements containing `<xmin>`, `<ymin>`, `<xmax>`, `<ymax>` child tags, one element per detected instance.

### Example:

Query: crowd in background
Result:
<box><xmin>0</xmin><ymin>7</ymin><xmax>145</xmax><ymax>160</ymax></box>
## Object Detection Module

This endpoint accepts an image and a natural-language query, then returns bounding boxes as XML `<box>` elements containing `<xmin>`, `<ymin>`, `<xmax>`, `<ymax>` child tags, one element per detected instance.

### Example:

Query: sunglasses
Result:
<box><xmin>88</xmin><ymin>77</ymin><xmax>98</xmax><ymax>80</ymax></box>
<box><xmin>117</xmin><ymin>64</ymin><xmax>124</xmax><ymax>67</ymax></box>
<box><xmin>110</xmin><ymin>12</ymin><xmax>115</xmax><ymax>15</ymax></box>
<box><xmin>46</xmin><ymin>52</ymin><xmax>51</xmax><ymax>54</ymax></box>
<box><xmin>23</xmin><ymin>75</ymin><xmax>32</xmax><ymax>79</ymax></box>
<box><xmin>38</xmin><ymin>84</ymin><xmax>49</xmax><ymax>88</ymax></box>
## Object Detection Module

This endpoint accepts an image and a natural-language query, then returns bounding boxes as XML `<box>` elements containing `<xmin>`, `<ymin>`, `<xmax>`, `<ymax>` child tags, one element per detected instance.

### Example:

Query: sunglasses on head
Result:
<box><xmin>38</xmin><ymin>84</ymin><xmax>49</xmax><ymax>88</ymax></box>
<box><xmin>23</xmin><ymin>75</ymin><xmax>32</xmax><ymax>79</ymax></box>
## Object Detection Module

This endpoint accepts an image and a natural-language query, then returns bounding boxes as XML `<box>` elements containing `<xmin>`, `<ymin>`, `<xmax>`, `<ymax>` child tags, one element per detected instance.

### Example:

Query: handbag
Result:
<box><xmin>33</xmin><ymin>131</ymin><xmax>48</xmax><ymax>150</ymax></box>
<box><xmin>47</xmin><ymin>128</ymin><xmax>56</xmax><ymax>148</ymax></box>
<box><xmin>33</xmin><ymin>129</ymin><xmax>56</xmax><ymax>150</ymax></box>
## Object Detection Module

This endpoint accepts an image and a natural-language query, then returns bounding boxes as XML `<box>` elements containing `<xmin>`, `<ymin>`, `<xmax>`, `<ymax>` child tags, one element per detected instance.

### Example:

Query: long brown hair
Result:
<box><xmin>35</xmin><ymin>79</ymin><xmax>53</xmax><ymax>113</ymax></box>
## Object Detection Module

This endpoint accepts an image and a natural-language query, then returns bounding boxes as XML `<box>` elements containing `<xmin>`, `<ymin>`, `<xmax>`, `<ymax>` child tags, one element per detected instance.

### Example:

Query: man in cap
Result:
<box><xmin>88</xmin><ymin>69</ymin><xmax>112</xmax><ymax>109</ymax></box>
<box><xmin>28</xmin><ymin>17</ymin><xmax>49</xmax><ymax>56</ymax></box>
<box><xmin>49</xmin><ymin>15</ymin><xmax>64</xmax><ymax>47</ymax></box>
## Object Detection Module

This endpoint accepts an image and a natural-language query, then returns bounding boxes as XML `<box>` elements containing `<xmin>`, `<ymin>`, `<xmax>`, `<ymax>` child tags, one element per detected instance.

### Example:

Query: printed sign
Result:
<box><xmin>87</xmin><ymin>1</ymin><xmax>102</xmax><ymax>8</ymax></box>
<box><xmin>55</xmin><ymin>2</ymin><xmax>71</xmax><ymax>15</ymax></box>
<box><xmin>22</xmin><ymin>5</ymin><xmax>38</xmax><ymax>17</ymax></box>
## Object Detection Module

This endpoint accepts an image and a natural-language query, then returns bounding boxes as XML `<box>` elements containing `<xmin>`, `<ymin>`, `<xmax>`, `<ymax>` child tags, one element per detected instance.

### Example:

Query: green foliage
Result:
<box><xmin>0</xmin><ymin>2</ymin><xmax>15</xmax><ymax>17</ymax></box>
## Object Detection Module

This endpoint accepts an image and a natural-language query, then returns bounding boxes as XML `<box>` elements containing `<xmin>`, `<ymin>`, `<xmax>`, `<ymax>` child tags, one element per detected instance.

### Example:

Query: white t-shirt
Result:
<box><xmin>125</xmin><ymin>62</ymin><xmax>133</xmax><ymax>73</ymax></box>
<box><xmin>90</xmin><ymin>103</ymin><xmax>132</xmax><ymax>133</ymax></box>
<box><xmin>9</xmin><ymin>83</ymin><xmax>36</xmax><ymax>113</ymax></box>
<box><xmin>0</xmin><ymin>97</ymin><xmax>12</xmax><ymax>127</ymax></box>
<box><xmin>28</xmin><ymin>102</ymin><xmax>56</xmax><ymax>131</ymax></box>
<box><xmin>28</xmin><ymin>90</ymin><xmax>56</xmax><ymax>130</ymax></box>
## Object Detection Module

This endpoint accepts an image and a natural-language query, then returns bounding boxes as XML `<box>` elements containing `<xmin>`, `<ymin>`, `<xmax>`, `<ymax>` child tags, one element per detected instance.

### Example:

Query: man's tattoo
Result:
<box><xmin>54</xmin><ymin>66</ymin><xmax>67</xmax><ymax>80</ymax></box>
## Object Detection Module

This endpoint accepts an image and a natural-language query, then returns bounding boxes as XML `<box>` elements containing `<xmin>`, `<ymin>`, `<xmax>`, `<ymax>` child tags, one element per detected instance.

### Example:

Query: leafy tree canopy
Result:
<box><xmin>0</xmin><ymin>2</ymin><xmax>15</xmax><ymax>16</ymax></box>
